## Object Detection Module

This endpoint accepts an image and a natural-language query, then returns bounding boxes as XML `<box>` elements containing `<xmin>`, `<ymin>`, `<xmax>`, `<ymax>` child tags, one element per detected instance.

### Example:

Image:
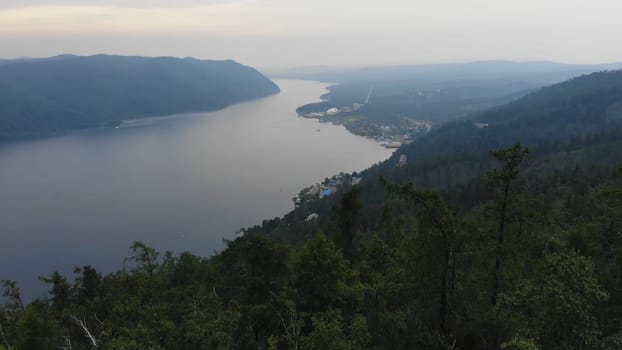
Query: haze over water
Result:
<box><xmin>0</xmin><ymin>79</ymin><xmax>391</xmax><ymax>299</ymax></box>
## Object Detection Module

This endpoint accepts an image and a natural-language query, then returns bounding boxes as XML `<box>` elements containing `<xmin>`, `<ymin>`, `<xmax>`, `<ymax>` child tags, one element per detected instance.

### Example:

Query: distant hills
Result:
<box><xmin>270</xmin><ymin>60</ymin><xmax>622</xmax><ymax>84</ymax></box>
<box><xmin>277</xmin><ymin>61</ymin><xmax>622</xmax><ymax>124</ymax></box>
<box><xmin>0</xmin><ymin>55</ymin><xmax>279</xmax><ymax>140</ymax></box>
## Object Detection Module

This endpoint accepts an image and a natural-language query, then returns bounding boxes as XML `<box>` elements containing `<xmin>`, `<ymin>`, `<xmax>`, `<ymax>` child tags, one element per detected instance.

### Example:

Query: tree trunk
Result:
<box><xmin>491</xmin><ymin>183</ymin><xmax>510</xmax><ymax>306</ymax></box>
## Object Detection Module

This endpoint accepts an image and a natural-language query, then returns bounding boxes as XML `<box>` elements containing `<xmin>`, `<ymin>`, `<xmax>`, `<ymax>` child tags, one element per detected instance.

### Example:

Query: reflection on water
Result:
<box><xmin>0</xmin><ymin>80</ymin><xmax>392</xmax><ymax>300</ymax></box>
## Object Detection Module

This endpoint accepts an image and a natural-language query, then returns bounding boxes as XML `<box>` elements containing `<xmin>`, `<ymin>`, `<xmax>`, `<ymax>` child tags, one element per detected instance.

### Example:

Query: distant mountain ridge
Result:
<box><xmin>270</xmin><ymin>60</ymin><xmax>622</xmax><ymax>84</ymax></box>
<box><xmin>0</xmin><ymin>55</ymin><xmax>280</xmax><ymax>140</ymax></box>
<box><xmin>278</xmin><ymin>61</ymin><xmax>622</xmax><ymax>127</ymax></box>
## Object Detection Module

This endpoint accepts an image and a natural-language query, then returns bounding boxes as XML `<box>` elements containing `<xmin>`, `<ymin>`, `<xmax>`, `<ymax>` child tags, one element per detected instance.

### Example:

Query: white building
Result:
<box><xmin>305</xmin><ymin>213</ymin><xmax>319</xmax><ymax>221</ymax></box>
<box><xmin>326</xmin><ymin>108</ymin><xmax>340</xmax><ymax>115</ymax></box>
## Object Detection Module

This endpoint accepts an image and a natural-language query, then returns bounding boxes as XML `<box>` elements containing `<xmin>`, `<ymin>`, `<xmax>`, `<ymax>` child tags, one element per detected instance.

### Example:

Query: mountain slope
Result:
<box><xmin>0</xmin><ymin>55</ymin><xmax>280</xmax><ymax>140</ymax></box>
<box><xmin>247</xmin><ymin>70</ymin><xmax>622</xmax><ymax>241</ymax></box>
<box><xmin>390</xmin><ymin>70</ymin><xmax>622</xmax><ymax>186</ymax></box>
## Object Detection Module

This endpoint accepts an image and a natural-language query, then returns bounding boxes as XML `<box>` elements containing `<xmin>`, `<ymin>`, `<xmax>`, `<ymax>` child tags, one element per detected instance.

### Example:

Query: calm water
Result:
<box><xmin>0</xmin><ymin>79</ymin><xmax>391</xmax><ymax>299</ymax></box>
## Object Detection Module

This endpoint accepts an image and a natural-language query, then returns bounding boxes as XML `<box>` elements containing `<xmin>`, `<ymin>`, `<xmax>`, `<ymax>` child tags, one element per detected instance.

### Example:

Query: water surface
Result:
<box><xmin>0</xmin><ymin>80</ymin><xmax>392</xmax><ymax>299</ymax></box>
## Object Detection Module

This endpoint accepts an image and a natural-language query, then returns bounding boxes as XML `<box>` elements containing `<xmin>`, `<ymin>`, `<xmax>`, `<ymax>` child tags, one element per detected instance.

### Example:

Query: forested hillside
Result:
<box><xmin>1</xmin><ymin>148</ymin><xmax>621</xmax><ymax>350</ymax></box>
<box><xmin>2</xmin><ymin>71</ymin><xmax>622</xmax><ymax>349</ymax></box>
<box><xmin>251</xmin><ymin>70</ymin><xmax>622</xmax><ymax>242</ymax></box>
<box><xmin>0</xmin><ymin>55</ymin><xmax>279</xmax><ymax>140</ymax></box>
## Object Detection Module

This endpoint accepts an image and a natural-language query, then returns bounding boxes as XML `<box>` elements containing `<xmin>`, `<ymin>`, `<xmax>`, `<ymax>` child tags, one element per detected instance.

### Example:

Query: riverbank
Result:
<box><xmin>298</xmin><ymin>109</ymin><xmax>431</xmax><ymax>148</ymax></box>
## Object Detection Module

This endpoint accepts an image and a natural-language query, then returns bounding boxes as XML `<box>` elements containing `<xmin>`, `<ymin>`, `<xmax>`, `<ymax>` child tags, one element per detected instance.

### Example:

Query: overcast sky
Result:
<box><xmin>1</xmin><ymin>0</ymin><xmax>621</xmax><ymax>69</ymax></box>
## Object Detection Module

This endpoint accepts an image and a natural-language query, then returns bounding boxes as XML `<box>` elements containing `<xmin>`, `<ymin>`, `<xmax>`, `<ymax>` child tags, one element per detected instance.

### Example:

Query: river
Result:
<box><xmin>0</xmin><ymin>79</ymin><xmax>392</xmax><ymax>300</ymax></box>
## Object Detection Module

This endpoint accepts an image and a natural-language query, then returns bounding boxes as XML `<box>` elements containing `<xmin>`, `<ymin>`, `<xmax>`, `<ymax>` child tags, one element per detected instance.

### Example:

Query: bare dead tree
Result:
<box><xmin>94</xmin><ymin>314</ymin><xmax>104</xmax><ymax>327</ymax></box>
<box><xmin>1</xmin><ymin>280</ymin><xmax>25</xmax><ymax>312</ymax></box>
<box><xmin>71</xmin><ymin>315</ymin><xmax>102</xmax><ymax>349</ymax></box>
<box><xmin>273</xmin><ymin>304</ymin><xmax>301</xmax><ymax>350</ymax></box>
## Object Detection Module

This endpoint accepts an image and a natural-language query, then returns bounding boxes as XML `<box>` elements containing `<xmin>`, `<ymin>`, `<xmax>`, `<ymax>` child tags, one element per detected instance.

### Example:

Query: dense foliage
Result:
<box><xmin>0</xmin><ymin>55</ymin><xmax>279</xmax><ymax>140</ymax></box>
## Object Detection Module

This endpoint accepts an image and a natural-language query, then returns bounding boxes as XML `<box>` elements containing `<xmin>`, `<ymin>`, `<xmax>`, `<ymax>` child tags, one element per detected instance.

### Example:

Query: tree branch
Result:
<box><xmin>0</xmin><ymin>322</ymin><xmax>10</xmax><ymax>349</ymax></box>
<box><xmin>71</xmin><ymin>315</ymin><xmax>98</xmax><ymax>348</ymax></box>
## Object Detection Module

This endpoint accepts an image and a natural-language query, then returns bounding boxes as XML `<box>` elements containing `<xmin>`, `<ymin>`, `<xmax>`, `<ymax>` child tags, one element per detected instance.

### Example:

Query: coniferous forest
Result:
<box><xmin>3</xmin><ymin>71</ymin><xmax>622</xmax><ymax>349</ymax></box>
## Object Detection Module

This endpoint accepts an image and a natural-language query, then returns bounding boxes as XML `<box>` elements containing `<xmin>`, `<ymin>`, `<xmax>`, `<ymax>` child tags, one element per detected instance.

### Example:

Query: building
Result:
<box><xmin>326</xmin><ymin>108</ymin><xmax>340</xmax><ymax>115</ymax></box>
<box><xmin>305</xmin><ymin>213</ymin><xmax>319</xmax><ymax>221</ymax></box>
<box><xmin>319</xmin><ymin>188</ymin><xmax>335</xmax><ymax>199</ymax></box>
<box><xmin>306</xmin><ymin>183</ymin><xmax>321</xmax><ymax>197</ymax></box>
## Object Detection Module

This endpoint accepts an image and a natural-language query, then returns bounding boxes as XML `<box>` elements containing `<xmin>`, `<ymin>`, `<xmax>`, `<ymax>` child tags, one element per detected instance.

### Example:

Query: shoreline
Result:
<box><xmin>297</xmin><ymin>111</ymin><xmax>430</xmax><ymax>149</ymax></box>
<box><xmin>0</xmin><ymin>91</ymin><xmax>281</xmax><ymax>148</ymax></box>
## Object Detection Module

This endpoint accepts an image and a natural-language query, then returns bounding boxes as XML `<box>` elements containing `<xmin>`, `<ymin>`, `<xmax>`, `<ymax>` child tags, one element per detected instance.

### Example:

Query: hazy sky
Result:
<box><xmin>1</xmin><ymin>0</ymin><xmax>621</xmax><ymax>69</ymax></box>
